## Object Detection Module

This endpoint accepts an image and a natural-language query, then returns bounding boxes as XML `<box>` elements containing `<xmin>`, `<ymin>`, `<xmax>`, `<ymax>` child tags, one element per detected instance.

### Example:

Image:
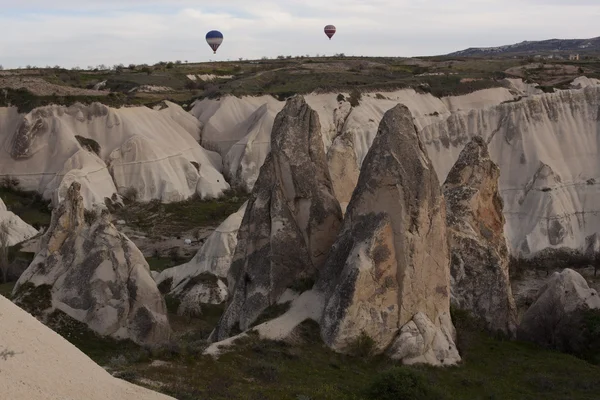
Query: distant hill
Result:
<box><xmin>447</xmin><ymin>37</ymin><xmax>600</xmax><ymax>57</ymax></box>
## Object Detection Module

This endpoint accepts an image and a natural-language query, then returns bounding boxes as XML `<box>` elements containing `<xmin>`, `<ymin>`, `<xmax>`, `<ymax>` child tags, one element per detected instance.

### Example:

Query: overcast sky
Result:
<box><xmin>0</xmin><ymin>0</ymin><xmax>598</xmax><ymax>69</ymax></box>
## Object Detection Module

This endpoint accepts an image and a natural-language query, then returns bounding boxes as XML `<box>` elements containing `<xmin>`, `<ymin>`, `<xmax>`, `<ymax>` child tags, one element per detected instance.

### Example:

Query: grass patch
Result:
<box><xmin>117</xmin><ymin>316</ymin><xmax>600</xmax><ymax>400</ymax></box>
<box><xmin>0</xmin><ymin>282</ymin><xmax>15</xmax><ymax>298</ymax></box>
<box><xmin>115</xmin><ymin>192</ymin><xmax>248</xmax><ymax>235</ymax></box>
<box><xmin>7</xmin><ymin>285</ymin><xmax>600</xmax><ymax>400</ymax></box>
<box><xmin>146</xmin><ymin>256</ymin><xmax>176</xmax><ymax>273</ymax></box>
<box><xmin>47</xmin><ymin>310</ymin><xmax>142</xmax><ymax>365</ymax></box>
<box><xmin>0</xmin><ymin>185</ymin><xmax>51</xmax><ymax>229</ymax></box>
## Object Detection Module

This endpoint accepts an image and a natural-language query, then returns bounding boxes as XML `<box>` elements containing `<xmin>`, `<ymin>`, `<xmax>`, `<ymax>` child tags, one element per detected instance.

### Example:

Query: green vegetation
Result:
<box><xmin>0</xmin><ymin>282</ymin><xmax>15</xmax><ymax>298</ymax></box>
<box><xmin>0</xmin><ymin>88</ymin><xmax>141</xmax><ymax>114</ymax></box>
<box><xmin>115</xmin><ymin>191</ymin><xmax>248</xmax><ymax>235</ymax></box>
<box><xmin>18</xmin><ymin>295</ymin><xmax>596</xmax><ymax>400</ymax></box>
<box><xmin>366</xmin><ymin>367</ymin><xmax>445</xmax><ymax>400</ymax></box>
<box><xmin>2</xmin><ymin>56</ymin><xmax>599</xmax><ymax>110</ymax></box>
<box><xmin>146</xmin><ymin>256</ymin><xmax>176</xmax><ymax>273</ymax></box>
<box><xmin>111</xmin><ymin>316</ymin><xmax>600</xmax><ymax>400</ymax></box>
<box><xmin>12</xmin><ymin>282</ymin><xmax>52</xmax><ymax>316</ymax></box>
<box><xmin>0</xmin><ymin>180</ymin><xmax>52</xmax><ymax>229</ymax></box>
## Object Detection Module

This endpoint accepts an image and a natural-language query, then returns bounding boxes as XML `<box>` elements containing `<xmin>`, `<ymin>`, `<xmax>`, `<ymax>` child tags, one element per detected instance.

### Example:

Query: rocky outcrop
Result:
<box><xmin>0</xmin><ymin>101</ymin><xmax>227</xmax><ymax>208</ymax></box>
<box><xmin>211</xmin><ymin>96</ymin><xmax>343</xmax><ymax>341</ymax></box>
<box><xmin>443</xmin><ymin>136</ymin><xmax>517</xmax><ymax>336</ymax></box>
<box><xmin>0</xmin><ymin>196</ymin><xmax>39</xmax><ymax>246</ymax></box>
<box><xmin>13</xmin><ymin>182</ymin><xmax>170</xmax><ymax>346</ymax></box>
<box><xmin>316</xmin><ymin>104</ymin><xmax>460</xmax><ymax>366</ymax></box>
<box><xmin>517</xmin><ymin>268</ymin><xmax>600</xmax><ymax>354</ymax></box>
<box><xmin>156</xmin><ymin>201</ymin><xmax>248</xmax><ymax>315</ymax></box>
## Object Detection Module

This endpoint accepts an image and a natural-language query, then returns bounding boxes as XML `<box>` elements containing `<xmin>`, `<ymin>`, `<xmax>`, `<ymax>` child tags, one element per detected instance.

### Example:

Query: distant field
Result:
<box><xmin>0</xmin><ymin>56</ymin><xmax>596</xmax><ymax>112</ymax></box>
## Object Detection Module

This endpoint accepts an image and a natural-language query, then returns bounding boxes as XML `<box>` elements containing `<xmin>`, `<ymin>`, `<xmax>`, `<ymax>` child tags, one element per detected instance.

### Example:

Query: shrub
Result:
<box><xmin>123</xmin><ymin>187</ymin><xmax>138</xmax><ymax>203</ymax></box>
<box><xmin>348</xmin><ymin>89</ymin><xmax>362</xmax><ymax>107</ymax></box>
<box><xmin>1</xmin><ymin>176</ymin><xmax>20</xmax><ymax>191</ymax></box>
<box><xmin>337</xmin><ymin>93</ymin><xmax>345</xmax><ymax>102</ymax></box>
<box><xmin>365</xmin><ymin>367</ymin><xmax>444</xmax><ymax>400</ymax></box>
<box><xmin>347</xmin><ymin>330</ymin><xmax>376</xmax><ymax>358</ymax></box>
<box><xmin>83</xmin><ymin>209</ymin><xmax>97</xmax><ymax>225</ymax></box>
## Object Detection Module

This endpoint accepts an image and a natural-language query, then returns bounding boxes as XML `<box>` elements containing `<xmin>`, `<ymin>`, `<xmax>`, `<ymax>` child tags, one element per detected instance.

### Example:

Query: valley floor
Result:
<box><xmin>29</xmin><ymin>299</ymin><xmax>600</xmax><ymax>400</ymax></box>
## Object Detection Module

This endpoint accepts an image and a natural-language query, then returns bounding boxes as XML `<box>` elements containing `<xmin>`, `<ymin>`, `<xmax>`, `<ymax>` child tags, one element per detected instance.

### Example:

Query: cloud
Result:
<box><xmin>0</xmin><ymin>1</ymin><xmax>597</xmax><ymax>68</ymax></box>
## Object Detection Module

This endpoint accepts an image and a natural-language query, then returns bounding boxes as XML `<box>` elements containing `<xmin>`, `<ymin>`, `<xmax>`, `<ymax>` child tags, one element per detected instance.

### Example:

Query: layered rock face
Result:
<box><xmin>423</xmin><ymin>85</ymin><xmax>600</xmax><ymax>256</ymax></box>
<box><xmin>211</xmin><ymin>96</ymin><xmax>343</xmax><ymax>341</ymax></box>
<box><xmin>316</xmin><ymin>104</ymin><xmax>460</xmax><ymax>366</ymax></box>
<box><xmin>517</xmin><ymin>268</ymin><xmax>600</xmax><ymax>353</ymax></box>
<box><xmin>155</xmin><ymin>201</ymin><xmax>248</xmax><ymax>315</ymax></box>
<box><xmin>443</xmin><ymin>136</ymin><xmax>517</xmax><ymax>336</ymax></box>
<box><xmin>13</xmin><ymin>182</ymin><xmax>170</xmax><ymax>346</ymax></box>
<box><xmin>0</xmin><ymin>101</ymin><xmax>227</xmax><ymax>208</ymax></box>
<box><xmin>192</xmin><ymin>81</ymin><xmax>600</xmax><ymax>258</ymax></box>
<box><xmin>0</xmin><ymin>196</ymin><xmax>39</xmax><ymax>246</ymax></box>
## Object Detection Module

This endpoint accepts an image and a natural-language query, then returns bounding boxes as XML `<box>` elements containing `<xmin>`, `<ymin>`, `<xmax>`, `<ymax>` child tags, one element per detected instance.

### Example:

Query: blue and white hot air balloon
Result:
<box><xmin>206</xmin><ymin>30</ymin><xmax>224</xmax><ymax>54</ymax></box>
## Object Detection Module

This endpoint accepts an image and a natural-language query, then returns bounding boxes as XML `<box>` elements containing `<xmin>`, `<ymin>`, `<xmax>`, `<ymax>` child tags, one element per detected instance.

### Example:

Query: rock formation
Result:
<box><xmin>211</xmin><ymin>96</ymin><xmax>343</xmax><ymax>341</ymax></box>
<box><xmin>0</xmin><ymin>294</ymin><xmax>175</xmax><ymax>400</ymax></box>
<box><xmin>0</xmin><ymin>196</ymin><xmax>39</xmax><ymax>246</ymax></box>
<box><xmin>316</xmin><ymin>104</ymin><xmax>460</xmax><ymax>366</ymax></box>
<box><xmin>443</xmin><ymin>136</ymin><xmax>517</xmax><ymax>337</ymax></box>
<box><xmin>423</xmin><ymin>85</ymin><xmax>600</xmax><ymax>256</ymax></box>
<box><xmin>156</xmin><ymin>201</ymin><xmax>248</xmax><ymax>315</ymax></box>
<box><xmin>0</xmin><ymin>101</ymin><xmax>228</xmax><ymax>208</ymax></box>
<box><xmin>13</xmin><ymin>182</ymin><xmax>170</xmax><ymax>346</ymax></box>
<box><xmin>517</xmin><ymin>268</ymin><xmax>600</xmax><ymax>354</ymax></box>
<box><xmin>191</xmin><ymin>83</ymin><xmax>600</xmax><ymax>259</ymax></box>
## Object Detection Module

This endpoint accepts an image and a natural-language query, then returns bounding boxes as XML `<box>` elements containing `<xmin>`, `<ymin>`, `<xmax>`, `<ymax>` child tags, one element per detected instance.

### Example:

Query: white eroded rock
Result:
<box><xmin>0</xmin><ymin>294</ymin><xmax>175</xmax><ymax>400</ymax></box>
<box><xmin>423</xmin><ymin>85</ymin><xmax>600</xmax><ymax>256</ymax></box>
<box><xmin>316</xmin><ymin>104</ymin><xmax>460</xmax><ymax>365</ymax></box>
<box><xmin>0</xmin><ymin>102</ymin><xmax>227</xmax><ymax>207</ymax></box>
<box><xmin>191</xmin><ymin>86</ymin><xmax>520</xmax><ymax>193</ymax></box>
<box><xmin>13</xmin><ymin>182</ymin><xmax>171</xmax><ymax>346</ymax></box>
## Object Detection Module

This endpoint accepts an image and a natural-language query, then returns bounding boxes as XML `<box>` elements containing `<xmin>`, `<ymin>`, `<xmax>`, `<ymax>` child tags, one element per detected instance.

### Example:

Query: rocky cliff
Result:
<box><xmin>0</xmin><ymin>101</ymin><xmax>228</xmax><ymax>208</ymax></box>
<box><xmin>192</xmin><ymin>80</ymin><xmax>600</xmax><ymax>258</ymax></box>
<box><xmin>13</xmin><ymin>182</ymin><xmax>171</xmax><ymax>346</ymax></box>
<box><xmin>211</xmin><ymin>96</ymin><xmax>342</xmax><ymax>341</ymax></box>
<box><xmin>316</xmin><ymin>104</ymin><xmax>460</xmax><ymax>366</ymax></box>
<box><xmin>424</xmin><ymin>85</ymin><xmax>600</xmax><ymax>256</ymax></box>
<box><xmin>443</xmin><ymin>136</ymin><xmax>517</xmax><ymax>336</ymax></box>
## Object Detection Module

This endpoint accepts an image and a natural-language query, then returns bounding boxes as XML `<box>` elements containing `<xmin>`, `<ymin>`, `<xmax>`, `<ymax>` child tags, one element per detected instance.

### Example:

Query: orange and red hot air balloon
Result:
<box><xmin>324</xmin><ymin>25</ymin><xmax>336</xmax><ymax>40</ymax></box>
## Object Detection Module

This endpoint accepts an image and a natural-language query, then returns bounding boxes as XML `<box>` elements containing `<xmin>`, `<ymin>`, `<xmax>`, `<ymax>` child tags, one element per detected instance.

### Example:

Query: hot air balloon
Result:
<box><xmin>324</xmin><ymin>25</ymin><xmax>336</xmax><ymax>40</ymax></box>
<box><xmin>206</xmin><ymin>30</ymin><xmax>224</xmax><ymax>54</ymax></box>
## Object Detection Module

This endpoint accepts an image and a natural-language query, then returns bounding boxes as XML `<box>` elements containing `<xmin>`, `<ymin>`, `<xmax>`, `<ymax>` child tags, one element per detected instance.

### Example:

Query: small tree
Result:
<box><xmin>0</xmin><ymin>223</ymin><xmax>10</xmax><ymax>284</ymax></box>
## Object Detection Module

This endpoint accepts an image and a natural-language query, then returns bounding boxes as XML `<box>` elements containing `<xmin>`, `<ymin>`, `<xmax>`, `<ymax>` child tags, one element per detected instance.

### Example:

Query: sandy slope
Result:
<box><xmin>0</xmin><ymin>295</ymin><xmax>175</xmax><ymax>400</ymax></box>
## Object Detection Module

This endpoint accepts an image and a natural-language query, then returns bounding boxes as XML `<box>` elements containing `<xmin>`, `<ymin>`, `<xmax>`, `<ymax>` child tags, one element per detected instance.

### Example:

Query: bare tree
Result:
<box><xmin>0</xmin><ymin>223</ymin><xmax>9</xmax><ymax>284</ymax></box>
